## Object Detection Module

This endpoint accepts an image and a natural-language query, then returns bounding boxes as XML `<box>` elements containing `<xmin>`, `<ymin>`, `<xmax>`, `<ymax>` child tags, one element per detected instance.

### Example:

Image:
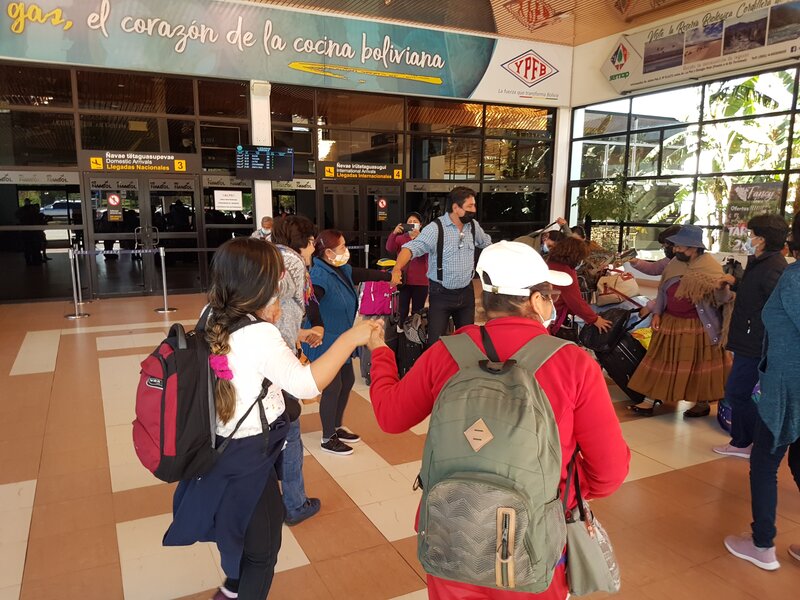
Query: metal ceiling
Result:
<box><xmin>248</xmin><ymin>0</ymin><xmax>715</xmax><ymax>46</ymax></box>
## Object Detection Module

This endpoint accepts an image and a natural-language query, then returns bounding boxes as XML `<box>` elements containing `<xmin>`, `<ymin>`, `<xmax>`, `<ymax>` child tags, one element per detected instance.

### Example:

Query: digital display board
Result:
<box><xmin>235</xmin><ymin>145</ymin><xmax>294</xmax><ymax>181</ymax></box>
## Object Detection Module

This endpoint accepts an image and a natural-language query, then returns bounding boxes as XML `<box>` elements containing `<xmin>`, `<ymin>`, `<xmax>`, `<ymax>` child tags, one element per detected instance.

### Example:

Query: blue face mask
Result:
<box><xmin>541</xmin><ymin>244</ymin><xmax>549</xmax><ymax>255</ymax></box>
<box><xmin>743</xmin><ymin>237</ymin><xmax>758</xmax><ymax>255</ymax></box>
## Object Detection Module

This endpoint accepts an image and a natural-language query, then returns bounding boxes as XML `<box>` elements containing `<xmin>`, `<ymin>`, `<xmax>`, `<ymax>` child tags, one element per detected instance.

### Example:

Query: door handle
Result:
<box><xmin>133</xmin><ymin>226</ymin><xmax>142</xmax><ymax>249</ymax></box>
<box><xmin>150</xmin><ymin>226</ymin><xmax>160</xmax><ymax>245</ymax></box>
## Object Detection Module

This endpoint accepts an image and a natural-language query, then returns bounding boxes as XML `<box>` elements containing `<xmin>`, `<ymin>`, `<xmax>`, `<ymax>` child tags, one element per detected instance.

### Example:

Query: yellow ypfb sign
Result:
<box><xmin>90</xmin><ymin>156</ymin><xmax>104</xmax><ymax>170</ymax></box>
<box><xmin>324</xmin><ymin>166</ymin><xmax>335</xmax><ymax>177</ymax></box>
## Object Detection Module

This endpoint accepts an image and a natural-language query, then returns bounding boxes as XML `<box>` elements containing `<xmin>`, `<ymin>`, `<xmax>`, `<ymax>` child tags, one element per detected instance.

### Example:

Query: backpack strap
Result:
<box><xmin>441</xmin><ymin>333</ymin><xmax>487</xmax><ymax>369</ymax></box>
<box><xmin>435</xmin><ymin>218</ymin><xmax>444</xmax><ymax>283</ymax></box>
<box><xmin>216</xmin><ymin>377</ymin><xmax>273</xmax><ymax>456</ymax></box>
<box><xmin>510</xmin><ymin>334</ymin><xmax>571</xmax><ymax>374</ymax></box>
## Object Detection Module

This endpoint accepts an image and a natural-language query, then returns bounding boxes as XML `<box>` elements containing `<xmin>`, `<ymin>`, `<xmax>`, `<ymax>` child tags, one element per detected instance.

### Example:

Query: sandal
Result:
<box><xmin>628</xmin><ymin>398</ymin><xmax>662</xmax><ymax>416</ymax></box>
<box><xmin>683</xmin><ymin>401</ymin><xmax>710</xmax><ymax>418</ymax></box>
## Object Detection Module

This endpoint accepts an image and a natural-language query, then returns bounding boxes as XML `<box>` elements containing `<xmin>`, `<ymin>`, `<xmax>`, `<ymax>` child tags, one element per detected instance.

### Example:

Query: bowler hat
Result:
<box><xmin>667</xmin><ymin>224</ymin><xmax>705</xmax><ymax>249</ymax></box>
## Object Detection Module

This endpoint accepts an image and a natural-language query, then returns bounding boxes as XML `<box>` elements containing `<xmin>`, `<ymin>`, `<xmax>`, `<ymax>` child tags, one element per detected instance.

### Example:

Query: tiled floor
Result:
<box><xmin>1</xmin><ymin>293</ymin><xmax>799</xmax><ymax>599</ymax></box>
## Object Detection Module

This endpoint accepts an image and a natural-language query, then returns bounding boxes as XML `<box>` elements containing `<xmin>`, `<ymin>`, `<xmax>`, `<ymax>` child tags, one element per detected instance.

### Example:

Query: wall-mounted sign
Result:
<box><xmin>407</xmin><ymin>182</ymin><xmax>456</xmax><ymax>193</ymax></box>
<box><xmin>236</xmin><ymin>146</ymin><xmax>294</xmax><ymax>181</ymax></box>
<box><xmin>0</xmin><ymin>171</ymin><xmax>80</xmax><ymax>185</ymax></box>
<box><xmin>484</xmin><ymin>183</ymin><xmax>549</xmax><ymax>193</ymax></box>
<box><xmin>376</xmin><ymin>196</ymin><xmax>389</xmax><ymax>222</ymax></box>
<box><xmin>149</xmin><ymin>179</ymin><xmax>195</xmax><ymax>192</ymax></box>
<box><xmin>272</xmin><ymin>179</ymin><xmax>317</xmax><ymax>191</ymax></box>
<box><xmin>722</xmin><ymin>182</ymin><xmax>783</xmax><ymax>252</ymax></box>
<box><xmin>214</xmin><ymin>189</ymin><xmax>244</xmax><ymax>212</ymax></box>
<box><xmin>90</xmin><ymin>178</ymin><xmax>138</xmax><ymax>191</ymax></box>
<box><xmin>107</xmin><ymin>192</ymin><xmax>123</xmax><ymax>222</ymax></box>
<box><xmin>203</xmin><ymin>175</ymin><xmax>252</xmax><ymax>189</ymax></box>
<box><xmin>322</xmin><ymin>162</ymin><xmax>403</xmax><ymax>181</ymax></box>
<box><xmin>0</xmin><ymin>0</ymin><xmax>571</xmax><ymax>106</ymax></box>
<box><xmin>603</xmin><ymin>0</ymin><xmax>800</xmax><ymax>94</ymax></box>
<box><xmin>80</xmin><ymin>151</ymin><xmax>200</xmax><ymax>174</ymax></box>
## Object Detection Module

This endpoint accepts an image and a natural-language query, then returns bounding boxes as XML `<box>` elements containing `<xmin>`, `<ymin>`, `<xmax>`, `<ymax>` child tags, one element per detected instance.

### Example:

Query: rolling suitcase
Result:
<box><xmin>595</xmin><ymin>332</ymin><xmax>646</xmax><ymax>404</ymax></box>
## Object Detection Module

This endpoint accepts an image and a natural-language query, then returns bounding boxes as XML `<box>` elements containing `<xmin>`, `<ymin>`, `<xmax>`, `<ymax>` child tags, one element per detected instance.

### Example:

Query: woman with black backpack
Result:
<box><xmin>163</xmin><ymin>237</ymin><xmax>379</xmax><ymax>600</ymax></box>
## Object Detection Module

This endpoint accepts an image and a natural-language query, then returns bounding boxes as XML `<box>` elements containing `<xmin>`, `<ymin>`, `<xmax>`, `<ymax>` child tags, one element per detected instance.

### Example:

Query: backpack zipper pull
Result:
<box><xmin>413</xmin><ymin>474</ymin><xmax>423</xmax><ymax>491</ymax></box>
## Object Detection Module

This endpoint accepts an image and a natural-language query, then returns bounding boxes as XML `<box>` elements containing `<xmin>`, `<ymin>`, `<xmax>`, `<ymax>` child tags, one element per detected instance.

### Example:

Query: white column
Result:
<box><xmin>550</xmin><ymin>106</ymin><xmax>572</xmax><ymax>223</ymax></box>
<box><xmin>250</xmin><ymin>80</ymin><xmax>273</xmax><ymax>220</ymax></box>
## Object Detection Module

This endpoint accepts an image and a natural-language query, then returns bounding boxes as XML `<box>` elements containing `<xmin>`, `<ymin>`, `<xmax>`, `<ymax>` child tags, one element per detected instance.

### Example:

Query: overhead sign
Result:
<box><xmin>149</xmin><ymin>179</ymin><xmax>195</xmax><ymax>192</ymax></box>
<box><xmin>0</xmin><ymin>0</ymin><xmax>571</xmax><ymax>106</ymax></box>
<box><xmin>203</xmin><ymin>175</ymin><xmax>252</xmax><ymax>189</ymax></box>
<box><xmin>0</xmin><ymin>171</ymin><xmax>80</xmax><ymax>185</ymax></box>
<box><xmin>80</xmin><ymin>151</ymin><xmax>200</xmax><ymax>173</ymax></box>
<box><xmin>603</xmin><ymin>0</ymin><xmax>800</xmax><ymax>94</ymax></box>
<box><xmin>236</xmin><ymin>146</ymin><xmax>294</xmax><ymax>181</ymax></box>
<box><xmin>322</xmin><ymin>162</ymin><xmax>403</xmax><ymax>181</ymax></box>
<box><xmin>213</xmin><ymin>189</ymin><xmax>244</xmax><ymax>212</ymax></box>
<box><xmin>272</xmin><ymin>179</ymin><xmax>317</xmax><ymax>191</ymax></box>
<box><xmin>90</xmin><ymin>178</ymin><xmax>138</xmax><ymax>190</ymax></box>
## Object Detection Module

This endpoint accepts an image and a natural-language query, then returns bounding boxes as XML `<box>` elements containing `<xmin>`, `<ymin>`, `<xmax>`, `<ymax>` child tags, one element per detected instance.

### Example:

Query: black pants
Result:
<box><xmin>725</xmin><ymin>353</ymin><xmax>760</xmax><ymax>448</ymax></box>
<box><xmin>320</xmin><ymin>363</ymin><xmax>355</xmax><ymax>439</ymax></box>
<box><xmin>225</xmin><ymin>471</ymin><xmax>284</xmax><ymax>599</ymax></box>
<box><xmin>426</xmin><ymin>280</ymin><xmax>475</xmax><ymax>347</ymax></box>
<box><xmin>750</xmin><ymin>418</ymin><xmax>800</xmax><ymax>548</ymax></box>
<box><xmin>398</xmin><ymin>284</ymin><xmax>428</xmax><ymax>324</ymax></box>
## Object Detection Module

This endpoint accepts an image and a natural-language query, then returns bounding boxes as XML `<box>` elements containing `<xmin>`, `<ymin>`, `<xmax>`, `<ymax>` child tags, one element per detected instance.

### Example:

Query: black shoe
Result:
<box><xmin>684</xmin><ymin>402</ymin><xmax>710</xmax><ymax>418</ymax></box>
<box><xmin>628</xmin><ymin>399</ymin><xmax>662</xmax><ymax>416</ymax></box>
<box><xmin>320</xmin><ymin>434</ymin><xmax>353</xmax><ymax>455</ymax></box>
<box><xmin>335</xmin><ymin>427</ymin><xmax>361</xmax><ymax>443</ymax></box>
<box><xmin>285</xmin><ymin>498</ymin><xmax>321</xmax><ymax>526</ymax></box>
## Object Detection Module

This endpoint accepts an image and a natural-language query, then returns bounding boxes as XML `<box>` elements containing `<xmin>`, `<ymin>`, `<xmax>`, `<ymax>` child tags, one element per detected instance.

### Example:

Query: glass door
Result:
<box><xmin>321</xmin><ymin>183</ymin><xmax>364</xmax><ymax>266</ymax></box>
<box><xmin>364</xmin><ymin>184</ymin><xmax>402</xmax><ymax>266</ymax></box>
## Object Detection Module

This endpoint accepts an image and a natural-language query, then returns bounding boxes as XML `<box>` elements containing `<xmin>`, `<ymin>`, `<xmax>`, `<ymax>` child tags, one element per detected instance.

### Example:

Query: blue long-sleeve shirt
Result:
<box><xmin>402</xmin><ymin>212</ymin><xmax>492</xmax><ymax>290</ymax></box>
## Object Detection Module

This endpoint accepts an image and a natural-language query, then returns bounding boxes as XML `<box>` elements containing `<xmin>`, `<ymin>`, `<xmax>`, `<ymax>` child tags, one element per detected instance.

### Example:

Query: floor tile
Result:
<box><xmin>269</xmin><ymin>564</ymin><xmax>333</xmax><ymax>600</ymax></box>
<box><xmin>301</xmin><ymin>433</ymin><xmax>390</xmax><ymax>478</ymax></box>
<box><xmin>0</xmin><ymin>586</ymin><xmax>20</xmax><ymax>600</ymax></box>
<box><xmin>110</xmin><ymin>461</ymin><xmax>163</xmax><ymax>493</ymax></box>
<box><xmin>0</xmin><ymin>438</ymin><xmax>41</xmax><ymax>486</ymax></box>
<box><xmin>23</xmin><ymin>524</ymin><xmax>119</xmax><ymax>581</ymax></box>
<box><xmin>10</xmin><ymin>330</ymin><xmax>61</xmax><ymax>375</ymax></box>
<box><xmin>634</xmin><ymin>433</ymin><xmax>724</xmax><ymax>470</ymax></box>
<box><xmin>337</xmin><ymin>467</ymin><xmax>416</xmax><ymax>506</ymax></box>
<box><xmin>314</xmin><ymin>544</ymin><xmax>425</xmax><ymax>600</ymax></box>
<box><xmin>96</xmin><ymin>331</ymin><xmax>167</xmax><ymax>352</ymax></box>
<box><xmin>28</xmin><ymin>492</ymin><xmax>114</xmax><ymax>539</ymax></box>
<box><xmin>409</xmin><ymin>416</ymin><xmax>429</xmax><ymax>436</ymax></box>
<box><xmin>639</xmin><ymin>564</ymin><xmax>758</xmax><ymax>600</ymax></box>
<box><xmin>34</xmin><ymin>468</ymin><xmax>111</xmax><ymax>505</ymax></box>
<box><xmin>18</xmin><ymin>564</ymin><xmax>124</xmax><ymax>600</ymax></box>
<box><xmin>113</xmin><ymin>484</ymin><xmax>177</xmax><ymax>524</ymax></box>
<box><xmin>291</xmin><ymin>507</ymin><xmax>385</xmax><ymax>562</ymax></box>
<box><xmin>360</xmin><ymin>492</ymin><xmax>422</xmax><ymax>542</ymax></box>
<box><xmin>304</xmin><ymin>476</ymin><xmax>357</xmax><ymax>517</ymax></box>
<box><xmin>392</xmin><ymin>536</ymin><xmax>426</xmax><ymax>582</ymax></box>
<box><xmin>301</xmin><ymin>401</ymin><xmax>320</xmax><ymax>415</ymax></box>
<box><xmin>0</xmin><ymin>542</ymin><xmax>27</xmax><ymax>589</ymax></box>
<box><xmin>394</xmin><ymin>461</ymin><xmax>422</xmax><ymax>484</ymax></box>
<box><xmin>624</xmin><ymin>451</ymin><xmax>673</xmax><ymax>483</ymax></box>
<box><xmin>369</xmin><ymin>434</ymin><xmax>427</xmax><ymax>465</ymax></box>
<box><xmin>275</xmin><ymin>525</ymin><xmax>310</xmax><ymax>572</ymax></box>
<box><xmin>0</xmin><ymin>480</ymin><xmax>36</xmax><ymax>510</ymax></box>
<box><xmin>99</xmin><ymin>354</ymin><xmax>148</xmax><ymax>428</ymax></box>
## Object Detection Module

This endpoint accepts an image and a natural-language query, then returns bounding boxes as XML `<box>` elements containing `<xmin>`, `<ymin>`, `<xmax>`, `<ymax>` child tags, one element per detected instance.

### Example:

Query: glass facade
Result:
<box><xmin>569</xmin><ymin>68</ymin><xmax>800</xmax><ymax>253</ymax></box>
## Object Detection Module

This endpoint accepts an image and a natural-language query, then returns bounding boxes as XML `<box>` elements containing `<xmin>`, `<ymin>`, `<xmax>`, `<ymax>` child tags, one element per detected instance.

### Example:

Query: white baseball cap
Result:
<box><xmin>476</xmin><ymin>241</ymin><xmax>573</xmax><ymax>296</ymax></box>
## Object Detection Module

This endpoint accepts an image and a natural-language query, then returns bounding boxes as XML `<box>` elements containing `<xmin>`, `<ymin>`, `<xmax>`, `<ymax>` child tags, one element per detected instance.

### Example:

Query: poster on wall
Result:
<box><xmin>602</xmin><ymin>0</ymin><xmax>800</xmax><ymax>94</ymax></box>
<box><xmin>0</xmin><ymin>0</ymin><xmax>571</xmax><ymax>106</ymax></box>
<box><xmin>722</xmin><ymin>182</ymin><xmax>783</xmax><ymax>252</ymax></box>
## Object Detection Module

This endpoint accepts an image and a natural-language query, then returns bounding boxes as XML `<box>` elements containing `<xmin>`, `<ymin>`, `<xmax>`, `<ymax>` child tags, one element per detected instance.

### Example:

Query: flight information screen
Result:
<box><xmin>235</xmin><ymin>145</ymin><xmax>294</xmax><ymax>181</ymax></box>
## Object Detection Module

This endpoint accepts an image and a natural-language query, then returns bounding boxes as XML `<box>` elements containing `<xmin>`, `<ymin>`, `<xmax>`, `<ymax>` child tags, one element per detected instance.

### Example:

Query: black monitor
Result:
<box><xmin>235</xmin><ymin>145</ymin><xmax>294</xmax><ymax>181</ymax></box>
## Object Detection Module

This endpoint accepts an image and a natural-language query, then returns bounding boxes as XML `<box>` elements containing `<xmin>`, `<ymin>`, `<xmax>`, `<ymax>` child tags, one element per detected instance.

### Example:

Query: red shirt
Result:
<box><xmin>548</xmin><ymin>262</ymin><xmax>598</xmax><ymax>325</ymax></box>
<box><xmin>369</xmin><ymin>317</ymin><xmax>630</xmax><ymax>600</ymax></box>
<box><xmin>387</xmin><ymin>232</ymin><xmax>429</xmax><ymax>287</ymax></box>
<box><xmin>665</xmin><ymin>282</ymin><xmax>698</xmax><ymax>319</ymax></box>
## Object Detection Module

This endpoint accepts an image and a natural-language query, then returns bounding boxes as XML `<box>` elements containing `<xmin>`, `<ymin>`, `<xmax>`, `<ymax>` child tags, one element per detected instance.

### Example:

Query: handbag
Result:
<box><xmin>596</xmin><ymin>271</ymin><xmax>640</xmax><ymax>307</ymax></box>
<box><xmin>563</xmin><ymin>451</ymin><xmax>621</xmax><ymax>596</ymax></box>
<box><xmin>578</xmin><ymin>307</ymin><xmax>633</xmax><ymax>353</ymax></box>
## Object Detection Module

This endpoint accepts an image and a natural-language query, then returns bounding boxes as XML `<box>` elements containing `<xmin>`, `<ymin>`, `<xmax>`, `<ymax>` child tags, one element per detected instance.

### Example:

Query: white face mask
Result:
<box><xmin>541</xmin><ymin>298</ymin><xmax>557</xmax><ymax>329</ymax></box>
<box><xmin>329</xmin><ymin>248</ymin><xmax>350</xmax><ymax>267</ymax></box>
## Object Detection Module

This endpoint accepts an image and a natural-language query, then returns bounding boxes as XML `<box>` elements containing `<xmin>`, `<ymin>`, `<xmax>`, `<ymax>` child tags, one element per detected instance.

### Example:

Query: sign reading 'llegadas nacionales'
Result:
<box><xmin>0</xmin><ymin>0</ymin><xmax>572</xmax><ymax>106</ymax></box>
<box><xmin>603</xmin><ymin>0</ymin><xmax>800</xmax><ymax>93</ymax></box>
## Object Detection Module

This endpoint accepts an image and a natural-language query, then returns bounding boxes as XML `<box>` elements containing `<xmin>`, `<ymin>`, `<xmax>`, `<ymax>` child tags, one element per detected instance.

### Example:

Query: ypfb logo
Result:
<box><xmin>611</xmin><ymin>43</ymin><xmax>628</xmax><ymax>71</ymax></box>
<box><xmin>501</xmin><ymin>50</ymin><xmax>558</xmax><ymax>87</ymax></box>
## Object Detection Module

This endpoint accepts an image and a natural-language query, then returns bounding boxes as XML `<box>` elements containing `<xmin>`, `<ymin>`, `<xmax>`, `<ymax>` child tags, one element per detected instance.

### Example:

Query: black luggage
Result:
<box><xmin>397</xmin><ymin>333</ymin><xmax>423</xmax><ymax>377</ymax></box>
<box><xmin>595</xmin><ymin>331</ymin><xmax>646</xmax><ymax>404</ymax></box>
<box><xmin>358</xmin><ymin>315</ymin><xmax>399</xmax><ymax>384</ymax></box>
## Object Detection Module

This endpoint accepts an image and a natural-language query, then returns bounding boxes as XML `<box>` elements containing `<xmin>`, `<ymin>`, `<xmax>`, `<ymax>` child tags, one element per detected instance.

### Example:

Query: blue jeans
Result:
<box><xmin>279</xmin><ymin>419</ymin><xmax>308</xmax><ymax>518</ymax></box>
<box><xmin>725</xmin><ymin>354</ymin><xmax>761</xmax><ymax>448</ymax></box>
<box><xmin>750</xmin><ymin>418</ymin><xmax>800</xmax><ymax>547</ymax></box>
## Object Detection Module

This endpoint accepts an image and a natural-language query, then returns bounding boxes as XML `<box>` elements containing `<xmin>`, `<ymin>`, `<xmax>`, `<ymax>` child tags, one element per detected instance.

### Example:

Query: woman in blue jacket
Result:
<box><xmin>725</xmin><ymin>218</ymin><xmax>800</xmax><ymax>571</ymax></box>
<box><xmin>305</xmin><ymin>229</ymin><xmax>391</xmax><ymax>456</ymax></box>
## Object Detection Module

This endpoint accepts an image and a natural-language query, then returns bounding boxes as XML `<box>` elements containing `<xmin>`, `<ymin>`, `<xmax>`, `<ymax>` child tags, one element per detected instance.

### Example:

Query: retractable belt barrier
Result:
<box><xmin>64</xmin><ymin>243</ymin><xmax>372</xmax><ymax>320</ymax></box>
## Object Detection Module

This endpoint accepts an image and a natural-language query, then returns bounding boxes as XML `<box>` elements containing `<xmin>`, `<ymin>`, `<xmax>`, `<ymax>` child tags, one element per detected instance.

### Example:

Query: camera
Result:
<box><xmin>402</xmin><ymin>223</ymin><xmax>419</xmax><ymax>232</ymax></box>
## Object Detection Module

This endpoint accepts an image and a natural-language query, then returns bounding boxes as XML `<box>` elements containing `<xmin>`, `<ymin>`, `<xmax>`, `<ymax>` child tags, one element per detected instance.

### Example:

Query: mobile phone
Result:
<box><xmin>402</xmin><ymin>223</ymin><xmax>417</xmax><ymax>232</ymax></box>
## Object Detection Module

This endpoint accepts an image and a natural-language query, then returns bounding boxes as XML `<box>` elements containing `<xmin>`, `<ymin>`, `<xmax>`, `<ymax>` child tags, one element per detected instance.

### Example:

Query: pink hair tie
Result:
<box><xmin>209</xmin><ymin>354</ymin><xmax>234</xmax><ymax>380</ymax></box>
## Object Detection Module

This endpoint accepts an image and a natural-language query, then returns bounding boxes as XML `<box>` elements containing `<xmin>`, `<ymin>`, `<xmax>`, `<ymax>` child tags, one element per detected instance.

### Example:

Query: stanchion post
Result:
<box><xmin>364</xmin><ymin>243</ymin><xmax>369</xmax><ymax>268</ymax></box>
<box><xmin>154</xmin><ymin>246</ymin><xmax>177</xmax><ymax>314</ymax></box>
<box><xmin>74</xmin><ymin>245</ymin><xmax>86</xmax><ymax>305</ymax></box>
<box><xmin>65</xmin><ymin>247</ymin><xmax>89</xmax><ymax>320</ymax></box>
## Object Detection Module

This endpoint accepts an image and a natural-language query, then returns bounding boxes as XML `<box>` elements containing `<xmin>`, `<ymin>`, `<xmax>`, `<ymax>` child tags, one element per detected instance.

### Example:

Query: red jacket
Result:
<box><xmin>548</xmin><ymin>261</ymin><xmax>598</xmax><ymax>325</ymax></box>
<box><xmin>386</xmin><ymin>231</ymin><xmax>429</xmax><ymax>287</ymax></box>
<box><xmin>369</xmin><ymin>317</ymin><xmax>630</xmax><ymax>600</ymax></box>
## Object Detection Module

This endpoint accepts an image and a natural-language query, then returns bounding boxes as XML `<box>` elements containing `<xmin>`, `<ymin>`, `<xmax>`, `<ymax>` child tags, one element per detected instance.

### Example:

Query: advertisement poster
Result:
<box><xmin>0</xmin><ymin>0</ymin><xmax>571</xmax><ymax>106</ymax></box>
<box><xmin>722</xmin><ymin>182</ymin><xmax>783</xmax><ymax>252</ymax></box>
<box><xmin>603</xmin><ymin>0</ymin><xmax>800</xmax><ymax>94</ymax></box>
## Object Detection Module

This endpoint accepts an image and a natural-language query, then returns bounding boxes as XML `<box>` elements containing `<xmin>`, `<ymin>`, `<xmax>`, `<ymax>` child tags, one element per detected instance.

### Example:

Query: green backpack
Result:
<box><xmin>417</xmin><ymin>327</ymin><xmax>569</xmax><ymax>593</ymax></box>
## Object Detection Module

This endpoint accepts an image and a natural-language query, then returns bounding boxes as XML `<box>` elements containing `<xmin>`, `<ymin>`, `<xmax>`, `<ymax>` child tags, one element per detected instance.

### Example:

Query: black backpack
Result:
<box><xmin>132</xmin><ymin>310</ymin><xmax>271</xmax><ymax>483</ymax></box>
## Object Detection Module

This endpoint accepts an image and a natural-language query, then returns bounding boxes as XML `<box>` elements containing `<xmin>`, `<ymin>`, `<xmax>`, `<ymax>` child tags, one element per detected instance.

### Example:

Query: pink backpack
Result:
<box><xmin>359</xmin><ymin>281</ymin><xmax>394</xmax><ymax>316</ymax></box>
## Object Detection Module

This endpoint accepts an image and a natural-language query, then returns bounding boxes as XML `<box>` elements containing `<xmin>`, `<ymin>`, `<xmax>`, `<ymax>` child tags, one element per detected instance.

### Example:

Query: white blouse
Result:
<box><xmin>216</xmin><ymin>321</ymin><xmax>320</xmax><ymax>439</ymax></box>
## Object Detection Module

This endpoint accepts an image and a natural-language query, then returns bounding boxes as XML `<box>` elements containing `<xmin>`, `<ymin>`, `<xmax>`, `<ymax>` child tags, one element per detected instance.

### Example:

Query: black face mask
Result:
<box><xmin>460</xmin><ymin>210</ymin><xmax>477</xmax><ymax>224</ymax></box>
<box><xmin>675</xmin><ymin>251</ymin><xmax>691</xmax><ymax>262</ymax></box>
<box><xmin>663</xmin><ymin>245</ymin><xmax>675</xmax><ymax>260</ymax></box>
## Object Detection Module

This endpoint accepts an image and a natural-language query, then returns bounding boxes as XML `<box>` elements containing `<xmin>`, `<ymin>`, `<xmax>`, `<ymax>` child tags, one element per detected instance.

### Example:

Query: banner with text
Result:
<box><xmin>722</xmin><ymin>181</ymin><xmax>783</xmax><ymax>252</ymax></box>
<box><xmin>603</xmin><ymin>0</ymin><xmax>800</xmax><ymax>94</ymax></box>
<box><xmin>0</xmin><ymin>0</ymin><xmax>571</xmax><ymax>106</ymax></box>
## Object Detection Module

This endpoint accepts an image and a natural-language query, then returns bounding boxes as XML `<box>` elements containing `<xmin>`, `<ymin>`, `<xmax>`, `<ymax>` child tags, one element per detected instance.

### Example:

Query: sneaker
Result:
<box><xmin>789</xmin><ymin>544</ymin><xmax>800</xmax><ymax>562</ymax></box>
<box><xmin>713</xmin><ymin>444</ymin><xmax>752</xmax><ymax>459</ymax></box>
<box><xmin>211</xmin><ymin>586</ymin><xmax>237</xmax><ymax>600</ymax></box>
<box><xmin>724</xmin><ymin>534</ymin><xmax>780</xmax><ymax>570</ymax></box>
<box><xmin>335</xmin><ymin>427</ymin><xmax>361</xmax><ymax>443</ymax></box>
<box><xmin>320</xmin><ymin>434</ymin><xmax>353</xmax><ymax>455</ymax></box>
<box><xmin>285</xmin><ymin>498</ymin><xmax>321</xmax><ymax>526</ymax></box>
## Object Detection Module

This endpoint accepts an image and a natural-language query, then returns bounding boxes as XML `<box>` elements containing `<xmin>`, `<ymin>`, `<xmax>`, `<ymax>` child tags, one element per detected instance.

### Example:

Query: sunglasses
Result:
<box><xmin>539</xmin><ymin>290</ymin><xmax>561</xmax><ymax>301</ymax></box>
<box><xmin>458</xmin><ymin>231</ymin><xmax>465</xmax><ymax>249</ymax></box>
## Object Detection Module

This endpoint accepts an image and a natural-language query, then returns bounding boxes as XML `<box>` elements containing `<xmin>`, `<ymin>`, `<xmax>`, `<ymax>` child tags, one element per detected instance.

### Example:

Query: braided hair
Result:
<box><xmin>206</xmin><ymin>237</ymin><xmax>284</xmax><ymax>423</ymax></box>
